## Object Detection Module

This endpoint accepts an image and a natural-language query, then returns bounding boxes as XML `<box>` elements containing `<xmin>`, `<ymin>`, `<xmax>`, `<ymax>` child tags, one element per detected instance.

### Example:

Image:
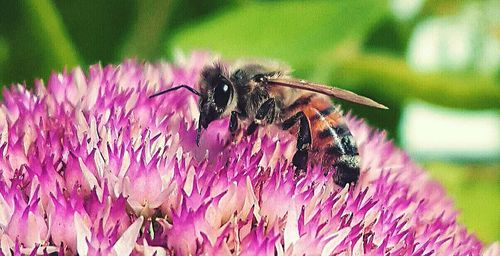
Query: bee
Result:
<box><xmin>150</xmin><ymin>61</ymin><xmax>387</xmax><ymax>187</ymax></box>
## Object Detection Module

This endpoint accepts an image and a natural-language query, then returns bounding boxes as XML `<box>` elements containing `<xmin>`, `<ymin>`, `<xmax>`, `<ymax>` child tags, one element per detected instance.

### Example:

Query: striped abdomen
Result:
<box><xmin>285</xmin><ymin>94</ymin><xmax>360</xmax><ymax>186</ymax></box>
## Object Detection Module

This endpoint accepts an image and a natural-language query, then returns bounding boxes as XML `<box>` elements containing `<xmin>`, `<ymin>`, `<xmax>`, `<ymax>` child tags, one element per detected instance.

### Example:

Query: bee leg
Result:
<box><xmin>246</xmin><ymin>98</ymin><xmax>276</xmax><ymax>136</ymax></box>
<box><xmin>196</xmin><ymin>118</ymin><xmax>202</xmax><ymax>146</ymax></box>
<box><xmin>282</xmin><ymin>111</ymin><xmax>311</xmax><ymax>176</ymax></box>
<box><xmin>227</xmin><ymin>111</ymin><xmax>244</xmax><ymax>145</ymax></box>
<box><xmin>229</xmin><ymin>111</ymin><xmax>239</xmax><ymax>136</ymax></box>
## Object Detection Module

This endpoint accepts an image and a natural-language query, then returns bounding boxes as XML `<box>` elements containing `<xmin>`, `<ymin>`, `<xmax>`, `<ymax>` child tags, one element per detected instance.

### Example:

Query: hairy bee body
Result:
<box><xmin>234</xmin><ymin>85</ymin><xmax>359</xmax><ymax>185</ymax></box>
<box><xmin>151</xmin><ymin>60</ymin><xmax>385</xmax><ymax>187</ymax></box>
<box><xmin>282</xmin><ymin>93</ymin><xmax>360</xmax><ymax>186</ymax></box>
<box><xmin>205</xmin><ymin>62</ymin><xmax>360</xmax><ymax>186</ymax></box>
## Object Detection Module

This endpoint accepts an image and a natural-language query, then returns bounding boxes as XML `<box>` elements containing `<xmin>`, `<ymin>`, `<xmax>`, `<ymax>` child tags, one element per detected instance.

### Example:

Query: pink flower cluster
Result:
<box><xmin>0</xmin><ymin>52</ymin><xmax>496</xmax><ymax>255</ymax></box>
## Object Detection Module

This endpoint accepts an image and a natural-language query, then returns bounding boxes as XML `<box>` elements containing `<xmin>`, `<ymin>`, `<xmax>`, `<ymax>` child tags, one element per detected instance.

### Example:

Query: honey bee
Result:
<box><xmin>150</xmin><ymin>61</ymin><xmax>387</xmax><ymax>187</ymax></box>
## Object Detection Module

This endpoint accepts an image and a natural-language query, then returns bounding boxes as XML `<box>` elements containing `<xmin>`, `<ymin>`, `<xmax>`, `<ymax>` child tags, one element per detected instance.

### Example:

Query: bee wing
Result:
<box><xmin>268</xmin><ymin>78</ymin><xmax>388</xmax><ymax>109</ymax></box>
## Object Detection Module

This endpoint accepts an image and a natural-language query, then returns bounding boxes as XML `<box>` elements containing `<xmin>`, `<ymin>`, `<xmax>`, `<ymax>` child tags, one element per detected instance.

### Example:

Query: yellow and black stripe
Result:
<box><xmin>284</xmin><ymin>94</ymin><xmax>360</xmax><ymax>186</ymax></box>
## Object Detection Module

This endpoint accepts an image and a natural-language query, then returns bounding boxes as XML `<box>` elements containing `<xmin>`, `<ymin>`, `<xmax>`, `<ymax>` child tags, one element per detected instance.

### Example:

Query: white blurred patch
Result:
<box><xmin>407</xmin><ymin>18</ymin><xmax>477</xmax><ymax>72</ymax></box>
<box><xmin>406</xmin><ymin>1</ymin><xmax>500</xmax><ymax>74</ymax></box>
<box><xmin>400</xmin><ymin>101</ymin><xmax>500</xmax><ymax>160</ymax></box>
<box><xmin>390</xmin><ymin>0</ymin><xmax>425</xmax><ymax>21</ymax></box>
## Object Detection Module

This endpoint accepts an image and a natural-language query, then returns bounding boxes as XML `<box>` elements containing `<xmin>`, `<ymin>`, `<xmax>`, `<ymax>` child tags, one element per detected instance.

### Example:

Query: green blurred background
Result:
<box><xmin>0</xmin><ymin>0</ymin><xmax>498</xmax><ymax>243</ymax></box>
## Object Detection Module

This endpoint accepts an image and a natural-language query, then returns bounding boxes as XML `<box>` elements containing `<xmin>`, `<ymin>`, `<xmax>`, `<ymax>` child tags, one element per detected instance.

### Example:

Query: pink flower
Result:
<box><xmin>0</xmin><ymin>52</ymin><xmax>495</xmax><ymax>255</ymax></box>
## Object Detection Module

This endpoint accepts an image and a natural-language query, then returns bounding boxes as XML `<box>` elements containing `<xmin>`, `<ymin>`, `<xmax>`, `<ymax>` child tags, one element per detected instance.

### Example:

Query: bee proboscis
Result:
<box><xmin>150</xmin><ymin>61</ymin><xmax>387</xmax><ymax>187</ymax></box>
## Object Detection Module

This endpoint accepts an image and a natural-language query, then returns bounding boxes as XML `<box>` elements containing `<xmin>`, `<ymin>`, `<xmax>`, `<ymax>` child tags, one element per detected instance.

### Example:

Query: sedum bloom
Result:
<box><xmin>0</xmin><ymin>52</ymin><xmax>495</xmax><ymax>255</ymax></box>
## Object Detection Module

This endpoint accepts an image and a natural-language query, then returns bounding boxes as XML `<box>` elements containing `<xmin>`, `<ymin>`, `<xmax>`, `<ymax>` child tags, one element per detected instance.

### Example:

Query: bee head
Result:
<box><xmin>149</xmin><ymin>62</ymin><xmax>235</xmax><ymax>146</ymax></box>
<box><xmin>198</xmin><ymin>63</ymin><xmax>235</xmax><ymax>129</ymax></box>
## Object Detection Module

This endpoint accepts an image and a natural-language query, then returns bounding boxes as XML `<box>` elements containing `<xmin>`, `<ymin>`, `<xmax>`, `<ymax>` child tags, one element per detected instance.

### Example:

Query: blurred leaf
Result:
<box><xmin>326</xmin><ymin>51</ymin><xmax>500</xmax><ymax>110</ymax></box>
<box><xmin>23</xmin><ymin>0</ymin><xmax>82</xmax><ymax>70</ymax></box>
<box><xmin>53</xmin><ymin>0</ymin><xmax>135</xmax><ymax>64</ymax></box>
<box><xmin>363</xmin><ymin>17</ymin><xmax>408</xmax><ymax>54</ymax></box>
<box><xmin>0</xmin><ymin>37</ymin><xmax>7</xmax><ymax>61</ymax></box>
<box><xmin>167</xmin><ymin>0</ymin><xmax>240</xmax><ymax>33</ymax></box>
<box><xmin>420</xmin><ymin>0</ymin><xmax>467</xmax><ymax>16</ymax></box>
<box><xmin>426</xmin><ymin>162</ymin><xmax>500</xmax><ymax>243</ymax></box>
<box><xmin>120</xmin><ymin>0</ymin><xmax>238</xmax><ymax>60</ymax></box>
<box><xmin>0</xmin><ymin>3</ymin><xmax>44</xmax><ymax>85</ymax></box>
<box><xmin>167</xmin><ymin>0</ymin><xmax>388</xmax><ymax>71</ymax></box>
<box><xmin>0</xmin><ymin>36</ymin><xmax>8</xmax><ymax>74</ymax></box>
<box><xmin>120</xmin><ymin>0</ymin><xmax>177</xmax><ymax>59</ymax></box>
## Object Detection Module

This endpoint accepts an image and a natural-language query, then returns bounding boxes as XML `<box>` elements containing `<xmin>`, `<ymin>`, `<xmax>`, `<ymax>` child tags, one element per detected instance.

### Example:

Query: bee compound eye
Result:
<box><xmin>214</xmin><ymin>81</ymin><xmax>231</xmax><ymax>109</ymax></box>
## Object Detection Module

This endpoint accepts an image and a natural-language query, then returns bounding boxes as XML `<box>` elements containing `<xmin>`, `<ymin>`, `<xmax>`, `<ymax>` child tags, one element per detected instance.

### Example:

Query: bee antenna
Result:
<box><xmin>149</xmin><ymin>85</ymin><xmax>201</xmax><ymax>98</ymax></box>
